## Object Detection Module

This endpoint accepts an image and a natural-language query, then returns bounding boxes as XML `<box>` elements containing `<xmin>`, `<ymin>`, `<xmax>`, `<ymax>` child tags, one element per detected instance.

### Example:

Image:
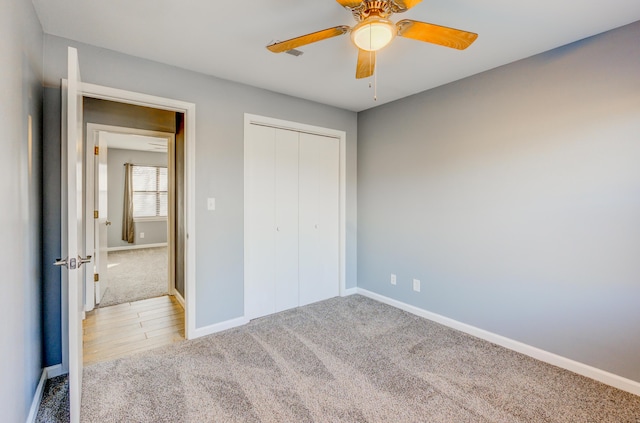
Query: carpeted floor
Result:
<box><xmin>36</xmin><ymin>375</ymin><xmax>69</xmax><ymax>423</ymax></box>
<box><xmin>98</xmin><ymin>247</ymin><xmax>168</xmax><ymax>308</ymax></box>
<box><xmin>77</xmin><ymin>295</ymin><xmax>640</xmax><ymax>422</ymax></box>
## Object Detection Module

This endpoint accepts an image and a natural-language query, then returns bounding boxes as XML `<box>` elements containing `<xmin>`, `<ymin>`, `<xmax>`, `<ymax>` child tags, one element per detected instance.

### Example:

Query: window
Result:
<box><xmin>132</xmin><ymin>165</ymin><xmax>168</xmax><ymax>218</ymax></box>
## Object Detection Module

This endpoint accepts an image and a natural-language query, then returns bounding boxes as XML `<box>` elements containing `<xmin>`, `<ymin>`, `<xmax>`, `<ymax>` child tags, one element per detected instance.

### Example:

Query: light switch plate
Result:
<box><xmin>413</xmin><ymin>279</ymin><xmax>420</xmax><ymax>292</ymax></box>
<box><xmin>207</xmin><ymin>198</ymin><xmax>216</xmax><ymax>211</ymax></box>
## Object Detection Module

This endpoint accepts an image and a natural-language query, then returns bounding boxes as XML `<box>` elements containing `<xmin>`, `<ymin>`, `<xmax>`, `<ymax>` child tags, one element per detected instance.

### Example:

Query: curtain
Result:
<box><xmin>122</xmin><ymin>163</ymin><xmax>135</xmax><ymax>243</ymax></box>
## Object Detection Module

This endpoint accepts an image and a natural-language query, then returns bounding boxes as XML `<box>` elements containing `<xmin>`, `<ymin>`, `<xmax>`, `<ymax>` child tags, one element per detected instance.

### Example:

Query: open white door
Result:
<box><xmin>84</xmin><ymin>130</ymin><xmax>95</xmax><ymax>311</ymax></box>
<box><xmin>95</xmin><ymin>133</ymin><xmax>109</xmax><ymax>303</ymax></box>
<box><xmin>57</xmin><ymin>46</ymin><xmax>86</xmax><ymax>423</ymax></box>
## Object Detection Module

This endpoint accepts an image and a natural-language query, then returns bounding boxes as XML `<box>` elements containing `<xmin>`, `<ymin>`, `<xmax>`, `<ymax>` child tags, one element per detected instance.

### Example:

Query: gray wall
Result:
<box><xmin>42</xmin><ymin>35</ymin><xmax>358</xmax><ymax>363</ymax></box>
<box><xmin>107</xmin><ymin>148</ymin><xmax>169</xmax><ymax>248</ymax></box>
<box><xmin>357</xmin><ymin>21</ymin><xmax>640</xmax><ymax>382</ymax></box>
<box><xmin>43</xmin><ymin>88</ymin><xmax>62</xmax><ymax>367</ymax></box>
<box><xmin>0</xmin><ymin>0</ymin><xmax>44</xmax><ymax>420</ymax></box>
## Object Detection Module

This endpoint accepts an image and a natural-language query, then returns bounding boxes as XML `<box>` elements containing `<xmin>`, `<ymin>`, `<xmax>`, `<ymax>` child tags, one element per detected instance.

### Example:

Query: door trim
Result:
<box><xmin>243</xmin><ymin>113</ymin><xmax>347</xmax><ymax>318</ymax></box>
<box><xmin>80</xmin><ymin>82</ymin><xmax>197</xmax><ymax>339</ymax></box>
<box><xmin>84</xmin><ymin>124</ymin><xmax>176</xmax><ymax>311</ymax></box>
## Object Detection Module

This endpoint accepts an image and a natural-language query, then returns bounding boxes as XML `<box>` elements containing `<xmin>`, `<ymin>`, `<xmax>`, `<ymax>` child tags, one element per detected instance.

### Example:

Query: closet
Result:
<box><xmin>245</xmin><ymin>122</ymin><xmax>339</xmax><ymax>320</ymax></box>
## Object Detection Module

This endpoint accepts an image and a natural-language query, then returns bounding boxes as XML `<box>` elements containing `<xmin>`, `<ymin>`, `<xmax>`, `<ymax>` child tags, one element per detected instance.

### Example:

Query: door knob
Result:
<box><xmin>105</xmin><ymin>220</ymin><xmax>112</xmax><ymax>226</ymax></box>
<box><xmin>54</xmin><ymin>257</ymin><xmax>77</xmax><ymax>269</ymax></box>
<box><xmin>78</xmin><ymin>255</ymin><xmax>92</xmax><ymax>268</ymax></box>
<box><xmin>53</xmin><ymin>257</ymin><xmax>68</xmax><ymax>268</ymax></box>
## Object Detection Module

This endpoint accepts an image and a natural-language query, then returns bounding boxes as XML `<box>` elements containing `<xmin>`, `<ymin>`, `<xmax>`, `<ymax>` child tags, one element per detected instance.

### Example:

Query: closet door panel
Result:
<box><xmin>275</xmin><ymin>129</ymin><xmax>299</xmax><ymax>312</ymax></box>
<box><xmin>245</xmin><ymin>124</ymin><xmax>276</xmax><ymax>319</ymax></box>
<box><xmin>298</xmin><ymin>133</ymin><xmax>340</xmax><ymax>306</ymax></box>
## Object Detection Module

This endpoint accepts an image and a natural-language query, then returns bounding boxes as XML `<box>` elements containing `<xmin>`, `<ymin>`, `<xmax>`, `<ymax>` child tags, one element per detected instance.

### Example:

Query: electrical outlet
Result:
<box><xmin>413</xmin><ymin>278</ymin><xmax>420</xmax><ymax>292</ymax></box>
<box><xmin>140</xmin><ymin>232</ymin><xmax>145</xmax><ymax>239</ymax></box>
<box><xmin>207</xmin><ymin>197</ymin><xmax>216</xmax><ymax>211</ymax></box>
<box><xmin>390</xmin><ymin>274</ymin><xmax>397</xmax><ymax>285</ymax></box>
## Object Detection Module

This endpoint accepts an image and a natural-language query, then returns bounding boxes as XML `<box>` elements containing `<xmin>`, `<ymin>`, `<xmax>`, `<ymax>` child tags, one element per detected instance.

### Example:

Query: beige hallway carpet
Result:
<box><xmin>81</xmin><ymin>295</ymin><xmax>640</xmax><ymax>422</ymax></box>
<box><xmin>98</xmin><ymin>246</ymin><xmax>168</xmax><ymax>308</ymax></box>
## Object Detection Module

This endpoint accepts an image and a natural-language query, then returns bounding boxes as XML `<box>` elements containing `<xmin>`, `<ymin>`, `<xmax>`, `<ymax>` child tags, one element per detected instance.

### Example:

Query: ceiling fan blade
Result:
<box><xmin>267</xmin><ymin>26</ymin><xmax>350</xmax><ymax>53</ymax></box>
<box><xmin>356</xmin><ymin>49</ymin><xmax>375</xmax><ymax>79</ymax></box>
<box><xmin>396</xmin><ymin>19</ymin><xmax>478</xmax><ymax>50</ymax></box>
<box><xmin>392</xmin><ymin>0</ymin><xmax>423</xmax><ymax>12</ymax></box>
<box><xmin>335</xmin><ymin>0</ymin><xmax>363</xmax><ymax>8</ymax></box>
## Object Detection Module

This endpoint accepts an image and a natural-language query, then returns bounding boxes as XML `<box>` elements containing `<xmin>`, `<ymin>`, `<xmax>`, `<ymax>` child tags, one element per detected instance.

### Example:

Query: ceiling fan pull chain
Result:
<box><xmin>374</xmin><ymin>51</ymin><xmax>378</xmax><ymax>101</ymax></box>
<box><xmin>369</xmin><ymin>45</ymin><xmax>374</xmax><ymax>90</ymax></box>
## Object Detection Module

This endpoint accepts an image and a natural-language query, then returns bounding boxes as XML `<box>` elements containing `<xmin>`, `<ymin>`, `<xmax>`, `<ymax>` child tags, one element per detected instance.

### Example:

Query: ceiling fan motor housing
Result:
<box><xmin>352</xmin><ymin>1</ymin><xmax>393</xmax><ymax>21</ymax></box>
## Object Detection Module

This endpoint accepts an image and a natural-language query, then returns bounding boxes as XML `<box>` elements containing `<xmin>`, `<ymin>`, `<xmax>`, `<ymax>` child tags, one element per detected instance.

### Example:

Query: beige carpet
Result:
<box><xmin>80</xmin><ymin>295</ymin><xmax>640</xmax><ymax>422</ymax></box>
<box><xmin>98</xmin><ymin>247</ymin><xmax>168</xmax><ymax>308</ymax></box>
<box><xmin>36</xmin><ymin>375</ymin><xmax>69</xmax><ymax>423</ymax></box>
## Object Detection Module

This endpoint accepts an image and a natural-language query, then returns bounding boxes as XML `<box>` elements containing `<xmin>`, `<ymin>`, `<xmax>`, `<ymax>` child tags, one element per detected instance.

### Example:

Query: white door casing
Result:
<box><xmin>84</xmin><ymin>125</ymin><xmax>176</xmax><ymax>307</ymax></box>
<box><xmin>77</xmin><ymin>84</ymin><xmax>196</xmax><ymax>338</ymax></box>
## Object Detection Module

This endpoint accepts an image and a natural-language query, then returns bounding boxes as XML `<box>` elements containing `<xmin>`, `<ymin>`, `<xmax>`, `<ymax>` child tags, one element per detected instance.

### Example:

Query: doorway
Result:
<box><xmin>81</xmin><ymin>102</ymin><xmax>186</xmax><ymax>363</ymax></box>
<box><xmin>85</xmin><ymin>124</ymin><xmax>176</xmax><ymax>309</ymax></box>
<box><xmin>59</xmin><ymin>48</ymin><xmax>197</xmax><ymax>420</ymax></box>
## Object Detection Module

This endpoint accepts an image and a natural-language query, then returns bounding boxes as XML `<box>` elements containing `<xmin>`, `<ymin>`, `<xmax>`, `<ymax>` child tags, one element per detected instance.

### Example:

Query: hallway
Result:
<box><xmin>83</xmin><ymin>295</ymin><xmax>184</xmax><ymax>365</ymax></box>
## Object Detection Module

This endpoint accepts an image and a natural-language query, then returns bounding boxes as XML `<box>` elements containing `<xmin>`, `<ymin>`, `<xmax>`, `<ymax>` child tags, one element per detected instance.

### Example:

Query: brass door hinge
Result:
<box><xmin>94</xmin><ymin>273</ymin><xmax>99</xmax><ymax>282</ymax></box>
<box><xmin>94</xmin><ymin>210</ymin><xmax>99</xmax><ymax>219</ymax></box>
<box><xmin>94</xmin><ymin>146</ymin><xmax>99</xmax><ymax>155</ymax></box>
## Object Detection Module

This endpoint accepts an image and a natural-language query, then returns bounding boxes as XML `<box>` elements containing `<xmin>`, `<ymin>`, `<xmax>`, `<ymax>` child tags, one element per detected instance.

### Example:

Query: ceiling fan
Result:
<box><xmin>266</xmin><ymin>0</ymin><xmax>478</xmax><ymax>79</ymax></box>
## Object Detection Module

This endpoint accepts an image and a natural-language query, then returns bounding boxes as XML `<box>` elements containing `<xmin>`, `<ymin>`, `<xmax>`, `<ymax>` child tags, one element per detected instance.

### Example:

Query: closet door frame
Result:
<box><xmin>243</xmin><ymin>113</ymin><xmax>347</xmax><ymax>319</ymax></box>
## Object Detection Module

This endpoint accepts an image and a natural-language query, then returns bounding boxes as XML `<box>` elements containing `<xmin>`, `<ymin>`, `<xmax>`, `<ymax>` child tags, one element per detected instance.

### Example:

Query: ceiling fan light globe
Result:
<box><xmin>351</xmin><ymin>18</ymin><xmax>396</xmax><ymax>51</ymax></box>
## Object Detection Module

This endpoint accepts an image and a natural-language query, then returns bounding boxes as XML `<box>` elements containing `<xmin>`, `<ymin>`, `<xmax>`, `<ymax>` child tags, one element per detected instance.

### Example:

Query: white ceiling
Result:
<box><xmin>101</xmin><ymin>132</ymin><xmax>168</xmax><ymax>153</ymax></box>
<box><xmin>32</xmin><ymin>0</ymin><xmax>640</xmax><ymax>112</ymax></box>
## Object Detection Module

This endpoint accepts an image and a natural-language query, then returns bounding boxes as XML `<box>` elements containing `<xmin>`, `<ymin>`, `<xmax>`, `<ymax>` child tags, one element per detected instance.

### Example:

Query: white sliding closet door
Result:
<box><xmin>298</xmin><ymin>133</ymin><xmax>340</xmax><ymax>306</ymax></box>
<box><xmin>245</xmin><ymin>124</ymin><xmax>276</xmax><ymax>319</ymax></box>
<box><xmin>274</xmin><ymin>129</ymin><xmax>299</xmax><ymax>312</ymax></box>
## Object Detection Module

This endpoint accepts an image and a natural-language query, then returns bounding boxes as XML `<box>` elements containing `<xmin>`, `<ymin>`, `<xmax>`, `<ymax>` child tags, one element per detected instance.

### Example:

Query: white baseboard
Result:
<box><xmin>107</xmin><ymin>243</ymin><xmax>167</xmax><ymax>252</ymax></box>
<box><xmin>191</xmin><ymin>316</ymin><xmax>250</xmax><ymax>339</ymax></box>
<box><xmin>356</xmin><ymin>288</ymin><xmax>640</xmax><ymax>397</ymax></box>
<box><xmin>341</xmin><ymin>287</ymin><xmax>358</xmax><ymax>297</ymax></box>
<box><xmin>45</xmin><ymin>364</ymin><xmax>64</xmax><ymax>378</ymax></box>
<box><xmin>26</xmin><ymin>369</ymin><xmax>48</xmax><ymax>423</ymax></box>
<box><xmin>190</xmin><ymin>291</ymin><xmax>360</xmax><ymax>339</ymax></box>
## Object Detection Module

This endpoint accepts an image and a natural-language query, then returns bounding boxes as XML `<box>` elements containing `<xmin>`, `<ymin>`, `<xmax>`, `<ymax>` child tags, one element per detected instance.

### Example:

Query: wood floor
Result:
<box><xmin>83</xmin><ymin>295</ymin><xmax>184</xmax><ymax>365</ymax></box>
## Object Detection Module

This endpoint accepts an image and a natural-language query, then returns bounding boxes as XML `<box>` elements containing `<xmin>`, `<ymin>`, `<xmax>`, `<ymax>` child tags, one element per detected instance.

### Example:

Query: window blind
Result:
<box><xmin>132</xmin><ymin>165</ymin><xmax>168</xmax><ymax>218</ymax></box>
